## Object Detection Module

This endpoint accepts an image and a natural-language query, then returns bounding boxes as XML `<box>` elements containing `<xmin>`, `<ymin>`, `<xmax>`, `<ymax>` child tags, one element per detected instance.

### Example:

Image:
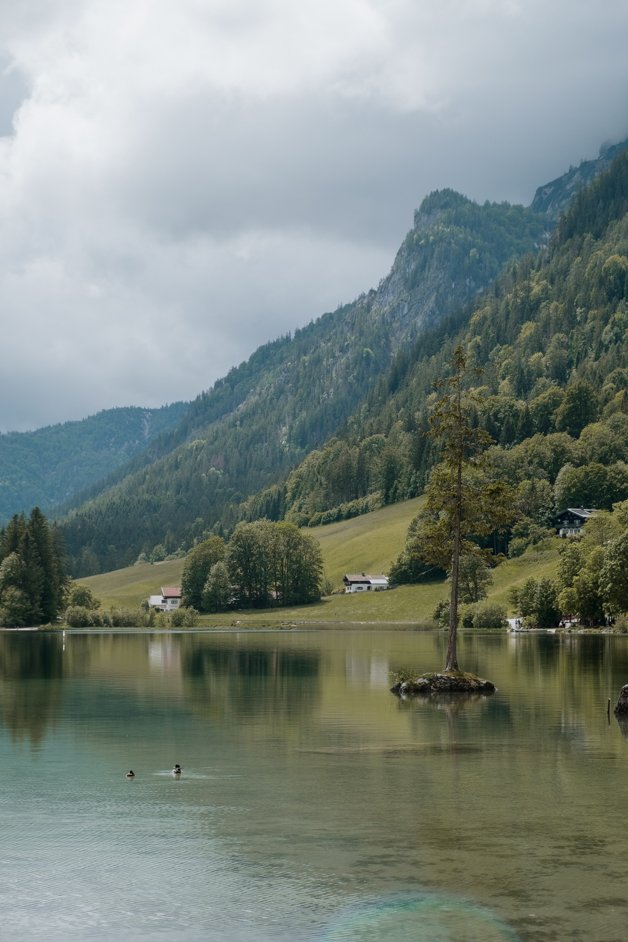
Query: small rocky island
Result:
<box><xmin>614</xmin><ymin>684</ymin><xmax>628</xmax><ymax>715</ymax></box>
<box><xmin>391</xmin><ymin>670</ymin><xmax>496</xmax><ymax>697</ymax></box>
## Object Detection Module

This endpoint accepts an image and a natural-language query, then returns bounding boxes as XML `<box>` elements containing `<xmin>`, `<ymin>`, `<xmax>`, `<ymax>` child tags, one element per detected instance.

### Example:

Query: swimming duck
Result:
<box><xmin>126</xmin><ymin>770</ymin><xmax>135</xmax><ymax>779</ymax></box>
<box><xmin>172</xmin><ymin>764</ymin><xmax>182</xmax><ymax>775</ymax></box>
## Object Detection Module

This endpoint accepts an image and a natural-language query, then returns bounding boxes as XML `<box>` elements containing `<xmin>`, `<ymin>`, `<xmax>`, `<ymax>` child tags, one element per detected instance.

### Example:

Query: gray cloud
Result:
<box><xmin>0</xmin><ymin>0</ymin><xmax>627</xmax><ymax>431</ymax></box>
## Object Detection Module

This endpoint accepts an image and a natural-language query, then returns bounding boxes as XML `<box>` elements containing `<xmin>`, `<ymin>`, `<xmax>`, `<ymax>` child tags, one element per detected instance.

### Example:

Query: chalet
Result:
<box><xmin>555</xmin><ymin>508</ymin><xmax>597</xmax><ymax>538</ymax></box>
<box><xmin>148</xmin><ymin>586</ymin><xmax>182</xmax><ymax>611</ymax></box>
<box><xmin>343</xmin><ymin>573</ymin><xmax>390</xmax><ymax>594</ymax></box>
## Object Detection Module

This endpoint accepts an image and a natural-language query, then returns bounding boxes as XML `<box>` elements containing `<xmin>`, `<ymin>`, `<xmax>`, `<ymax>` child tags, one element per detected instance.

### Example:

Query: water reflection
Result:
<box><xmin>179</xmin><ymin>639</ymin><xmax>322</xmax><ymax>721</ymax></box>
<box><xmin>0</xmin><ymin>629</ymin><xmax>627</xmax><ymax>942</ymax></box>
<box><xmin>615</xmin><ymin>715</ymin><xmax>628</xmax><ymax>739</ymax></box>
<box><xmin>0</xmin><ymin>632</ymin><xmax>65</xmax><ymax>745</ymax></box>
<box><xmin>0</xmin><ymin>631</ymin><xmax>64</xmax><ymax>680</ymax></box>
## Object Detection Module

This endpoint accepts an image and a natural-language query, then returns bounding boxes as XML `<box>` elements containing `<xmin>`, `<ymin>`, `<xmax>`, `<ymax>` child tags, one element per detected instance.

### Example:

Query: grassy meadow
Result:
<box><xmin>79</xmin><ymin>496</ymin><xmax>560</xmax><ymax>628</ymax></box>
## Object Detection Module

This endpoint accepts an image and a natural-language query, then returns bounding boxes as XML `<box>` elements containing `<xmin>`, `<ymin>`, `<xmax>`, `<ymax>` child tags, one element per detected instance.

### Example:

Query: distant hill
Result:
<box><xmin>0</xmin><ymin>403</ymin><xmax>188</xmax><ymax>521</ymax></box>
<box><xmin>59</xmin><ymin>191</ymin><xmax>549</xmax><ymax>574</ymax></box>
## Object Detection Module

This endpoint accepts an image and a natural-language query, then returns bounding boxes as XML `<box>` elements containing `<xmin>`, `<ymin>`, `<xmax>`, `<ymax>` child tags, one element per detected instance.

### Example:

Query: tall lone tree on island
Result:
<box><xmin>421</xmin><ymin>346</ymin><xmax>513</xmax><ymax>672</ymax></box>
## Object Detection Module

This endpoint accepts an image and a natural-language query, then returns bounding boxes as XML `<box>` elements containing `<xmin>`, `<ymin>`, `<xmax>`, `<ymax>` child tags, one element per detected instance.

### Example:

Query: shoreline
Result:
<box><xmin>4</xmin><ymin>622</ymin><xmax>625</xmax><ymax>635</ymax></box>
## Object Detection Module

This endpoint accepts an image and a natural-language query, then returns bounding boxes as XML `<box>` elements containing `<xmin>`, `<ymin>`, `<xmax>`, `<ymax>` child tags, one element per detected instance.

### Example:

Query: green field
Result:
<box><xmin>80</xmin><ymin>497</ymin><xmax>559</xmax><ymax>627</ymax></box>
<box><xmin>81</xmin><ymin>557</ymin><xmax>186</xmax><ymax>611</ymax></box>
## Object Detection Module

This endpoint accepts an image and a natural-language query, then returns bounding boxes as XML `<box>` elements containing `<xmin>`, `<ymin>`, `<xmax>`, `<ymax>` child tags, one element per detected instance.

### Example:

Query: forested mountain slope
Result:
<box><xmin>58</xmin><ymin>140</ymin><xmax>628</xmax><ymax>577</ymax></box>
<box><xmin>60</xmin><ymin>192</ymin><xmax>549</xmax><ymax>574</ymax></box>
<box><xmin>0</xmin><ymin>403</ymin><xmax>187</xmax><ymax>521</ymax></box>
<box><xmin>276</xmin><ymin>149</ymin><xmax>628</xmax><ymax>535</ymax></box>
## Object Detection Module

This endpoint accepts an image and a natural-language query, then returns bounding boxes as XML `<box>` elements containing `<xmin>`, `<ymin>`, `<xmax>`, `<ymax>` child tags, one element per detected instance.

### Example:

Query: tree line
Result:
<box><xmin>181</xmin><ymin>521</ymin><xmax>324</xmax><ymax>612</ymax></box>
<box><xmin>509</xmin><ymin>501</ymin><xmax>628</xmax><ymax>629</ymax></box>
<box><xmin>0</xmin><ymin>509</ymin><xmax>67</xmax><ymax>627</ymax></box>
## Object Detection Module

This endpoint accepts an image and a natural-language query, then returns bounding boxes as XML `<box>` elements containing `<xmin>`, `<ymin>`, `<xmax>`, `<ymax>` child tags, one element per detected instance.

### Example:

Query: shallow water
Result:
<box><xmin>0</xmin><ymin>628</ymin><xmax>627</xmax><ymax>941</ymax></box>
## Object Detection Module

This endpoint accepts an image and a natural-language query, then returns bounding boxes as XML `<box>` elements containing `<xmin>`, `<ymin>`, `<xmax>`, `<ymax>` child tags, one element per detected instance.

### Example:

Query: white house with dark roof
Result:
<box><xmin>555</xmin><ymin>508</ymin><xmax>597</xmax><ymax>538</ymax></box>
<box><xmin>343</xmin><ymin>573</ymin><xmax>389</xmax><ymax>593</ymax></box>
<box><xmin>148</xmin><ymin>586</ymin><xmax>182</xmax><ymax>611</ymax></box>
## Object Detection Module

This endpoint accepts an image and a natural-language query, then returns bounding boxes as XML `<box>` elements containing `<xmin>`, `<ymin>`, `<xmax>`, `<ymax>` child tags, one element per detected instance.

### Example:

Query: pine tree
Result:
<box><xmin>0</xmin><ymin>509</ymin><xmax>66</xmax><ymax>626</ymax></box>
<box><xmin>420</xmin><ymin>347</ymin><xmax>513</xmax><ymax>671</ymax></box>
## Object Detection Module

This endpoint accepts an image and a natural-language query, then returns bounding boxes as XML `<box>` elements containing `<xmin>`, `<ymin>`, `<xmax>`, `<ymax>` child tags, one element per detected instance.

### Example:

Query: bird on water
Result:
<box><xmin>126</xmin><ymin>770</ymin><xmax>135</xmax><ymax>779</ymax></box>
<box><xmin>172</xmin><ymin>764</ymin><xmax>182</xmax><ymax>775</ymax></box>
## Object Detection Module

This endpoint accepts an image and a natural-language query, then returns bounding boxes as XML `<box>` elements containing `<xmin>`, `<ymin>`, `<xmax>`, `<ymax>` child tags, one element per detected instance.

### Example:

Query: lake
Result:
<box><xmin>1</xmin><ymin>628</ymin><xmax>627</xmax><ymax>941</ymax></box>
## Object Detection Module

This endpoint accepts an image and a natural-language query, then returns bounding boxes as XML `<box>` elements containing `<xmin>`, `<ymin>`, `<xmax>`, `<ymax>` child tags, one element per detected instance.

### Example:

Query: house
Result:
<box><xmin>148</xmin><ymin>586</ymin><xmax>182</xmax><ymax>611</ymax></box>
<box><xmin>343</xmin><ymin>573</ymin><xmax>390</xmax><ymax>593</ymax></box>
<box><xmin>555</xmin><ymin>508</ymin><xmax>597</xmax><ymax>538</ymax></box>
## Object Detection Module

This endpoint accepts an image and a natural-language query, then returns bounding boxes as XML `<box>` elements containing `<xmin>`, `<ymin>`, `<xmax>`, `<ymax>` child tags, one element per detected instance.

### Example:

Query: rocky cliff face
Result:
<box><xmin>531</xmin><ymin>139</ymin><xmax>628</xmax><ymax>219</ymax></box>
<box><xmin>371</xmin><ymin>188</ymin><xmax>548</xmax><ymax>348</ymax></box>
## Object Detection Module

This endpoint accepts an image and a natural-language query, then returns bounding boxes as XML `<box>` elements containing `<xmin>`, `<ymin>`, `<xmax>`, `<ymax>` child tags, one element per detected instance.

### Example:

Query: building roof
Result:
<box><xmin>161</xmin><ymin>586</ymin><xmax>182</xmax><ymax>598</ymax></box>
<box><xmin>343</xmin><ymin>573</ymin><xmax>389</xmax><ymax>583</ymax></box>
<box><xmin>556</xmin><ymin>508</ymin><xmax>597</xmax><ymax>520</ymax></box>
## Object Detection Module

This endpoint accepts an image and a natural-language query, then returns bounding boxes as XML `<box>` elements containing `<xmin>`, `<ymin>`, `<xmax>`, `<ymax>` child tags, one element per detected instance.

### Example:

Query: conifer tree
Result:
<box><xmin>0</xmin><ymin>509</ymin><xmax>67</xmax><ymax>626</ymax></box>
<box><xmin>420</xmin><ymin>347</ymin><xmax>513</xmax><ymax>671</ymax></box>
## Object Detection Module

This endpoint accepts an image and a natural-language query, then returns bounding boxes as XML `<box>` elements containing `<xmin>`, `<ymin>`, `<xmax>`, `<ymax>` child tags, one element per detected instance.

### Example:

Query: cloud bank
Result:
<box><xmin>0</xmin><ymin>0</ymin><xmax>627</xmax><ymax>430</ymax></box>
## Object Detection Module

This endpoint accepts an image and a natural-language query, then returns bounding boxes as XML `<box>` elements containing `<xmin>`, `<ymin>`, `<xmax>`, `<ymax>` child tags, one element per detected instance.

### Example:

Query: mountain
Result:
<box><xmin>57</xmin><ymin>139</ymin><xmax>628</xmax><ymax>576</ymax></box>
<box><xmin>277</xmin><ymin>148</ymin><xmax>628</xmax><ymax>540</ymax></box>
<box><xmin>530</xmin><ymin>137</ymin><xmax>628</xmax><ymax>218</ymax></box>
<box><xmin>58</xmin><ymin>193</ymin><xmax>549</xmax><ymax>574</ymax></box>
<box><xmin>0</xmin><ymin>403</ymin><xmax>188</xmax><ymax>521</ymax></box>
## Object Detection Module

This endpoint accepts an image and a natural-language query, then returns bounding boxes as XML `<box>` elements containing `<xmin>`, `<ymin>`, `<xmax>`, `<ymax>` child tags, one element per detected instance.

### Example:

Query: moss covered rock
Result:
<box><xmin>391</xmin><ymin>670</ymin><xmax>496</xmax><ymax>696</ymax></box>
<box><xmin>613</xmin><ymin>684</ymin><xmax>628</xmax><ymax>715</ymax></box>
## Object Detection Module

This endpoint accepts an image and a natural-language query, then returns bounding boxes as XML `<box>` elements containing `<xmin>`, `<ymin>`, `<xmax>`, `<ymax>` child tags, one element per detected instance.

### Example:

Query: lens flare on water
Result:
<box><xmin>321</xmin><ymin>894</ymin><xmax>519</xmax><ymax>942</ymax></box>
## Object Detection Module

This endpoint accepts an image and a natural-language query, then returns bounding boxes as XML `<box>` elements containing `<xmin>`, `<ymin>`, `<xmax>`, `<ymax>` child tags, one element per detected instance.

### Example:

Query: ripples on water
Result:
<box><xmin>0</xmin><ymin>629</ymin><xmax>627</xmax><ymax>940</ymax></box>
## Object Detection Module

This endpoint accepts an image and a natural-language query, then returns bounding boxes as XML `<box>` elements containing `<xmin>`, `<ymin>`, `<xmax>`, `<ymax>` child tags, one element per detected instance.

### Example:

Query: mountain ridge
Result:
<box><xmin>3</xmin><ymin>137</ymin><xmax>627</xmax><ymax>574</ymax></box>
<box><xmin>0</xmin><ymin>402</ymin><xmax>188</xmax><ymax>521</ymax></box>
<box><xmin>59</xmin><ymin>187</ymin><xmax>551</xmax><ymax>574</ymax></box>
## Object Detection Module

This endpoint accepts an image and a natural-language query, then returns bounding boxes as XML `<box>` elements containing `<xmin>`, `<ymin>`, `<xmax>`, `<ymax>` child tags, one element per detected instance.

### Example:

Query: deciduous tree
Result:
<box><xmin>600</xmin><ymin>532</ymin><xmax>628</xmax><ymax>616</ymax></box>
<box><xmin>181</xmin><ymin>536</ymin><xmax>226</xmax><ymax>609</ymax></box>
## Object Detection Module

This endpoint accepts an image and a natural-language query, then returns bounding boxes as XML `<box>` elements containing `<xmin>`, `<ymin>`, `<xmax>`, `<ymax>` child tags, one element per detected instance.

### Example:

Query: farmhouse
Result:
<box><xmin>555</xmin><ymin>508</ymin><xmax>597</xmax><ymax>538</ymax></box>
<box><xmin>343</xmin><ymin>573</ymin><xmax>390</xmax><ymax>593</ymax></box>
<box><xmin>148</xmin><ymin>586</ymin><xmax>182</xmax><ymax>611</ymax></box>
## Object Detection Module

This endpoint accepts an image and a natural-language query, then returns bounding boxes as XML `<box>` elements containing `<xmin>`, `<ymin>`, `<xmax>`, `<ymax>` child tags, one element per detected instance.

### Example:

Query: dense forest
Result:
<box><xmin>265</xmin><ymin>149</ymin><xmax>628</xmax><ymax>540</ymax></box>
<box><xmin>58</xmin><ymin>189</ymin><xmax>551</xmax><ymax>574</ymax></box>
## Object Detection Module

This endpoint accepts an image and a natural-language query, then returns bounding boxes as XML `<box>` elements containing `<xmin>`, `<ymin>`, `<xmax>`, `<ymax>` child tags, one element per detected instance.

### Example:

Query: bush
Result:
<box><xmin>612</xmin><ymin>614</ymin><xmax>628</xmax><ymax>634</ymax></box>
<box><xmin>66</xmin><ymin>584</ymin><xmax>101</xmax><ymax>610</ymax></box>
<box><xmin>472</xmin><ymin>603</ymin><xmax>508</xmax><ymax>629</ymax></box>
<box><xmin>170</xmin><ymin>606</ymin><xmax>198</xmax><ymax>627</ymax></box>
<box><xmin>107</xmin><ymin>609</ymin><xmax>143</xmax><ymax>627</ymax></box>
<box><xmin>65</xmin><ymin>606</ymin><xmax>104</xmax><ymax>627</ymax></box>
<box><xmin>461</xmin><ymin>609</ymin><xmax>475</xmax><ymax>628</ymax></box>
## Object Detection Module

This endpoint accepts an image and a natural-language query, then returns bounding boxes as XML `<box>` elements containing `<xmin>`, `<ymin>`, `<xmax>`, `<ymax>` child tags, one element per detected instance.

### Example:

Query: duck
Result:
<box><xmin>126</xmin><ymin>770</ymin><xmax>136</xmax><ymax>779</ymax></box>
<box><xmin>172</xmin><ymin>764</ymin><xmax>182</xmax><ymax>775</ymax></box>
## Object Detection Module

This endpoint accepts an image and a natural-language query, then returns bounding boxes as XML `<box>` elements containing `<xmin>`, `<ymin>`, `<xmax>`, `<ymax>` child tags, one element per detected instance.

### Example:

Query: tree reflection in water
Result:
<box><xmin>179</xmin><ymin>640</ymin><xmax>322</xmax><ymax>723</ymax></box>
<box><xmin>0</xmin><ymin>632</ymin><xmax>64</xmax><ymax>746</ymax></box>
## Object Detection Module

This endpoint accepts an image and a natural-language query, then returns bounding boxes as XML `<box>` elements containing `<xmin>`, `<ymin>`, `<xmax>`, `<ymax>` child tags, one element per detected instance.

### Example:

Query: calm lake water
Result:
<box><xmin>1</xmin><ymin>628</ymin><xmax>627</xmax><ymax>941</ymax></box>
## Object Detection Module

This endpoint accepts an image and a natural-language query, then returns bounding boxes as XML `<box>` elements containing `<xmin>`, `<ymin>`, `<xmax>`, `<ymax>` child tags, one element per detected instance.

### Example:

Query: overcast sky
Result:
<box><xmin>0</xmin><ymin>0</ymin><xmax>627</xmax><ymax>432</ymax></box>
